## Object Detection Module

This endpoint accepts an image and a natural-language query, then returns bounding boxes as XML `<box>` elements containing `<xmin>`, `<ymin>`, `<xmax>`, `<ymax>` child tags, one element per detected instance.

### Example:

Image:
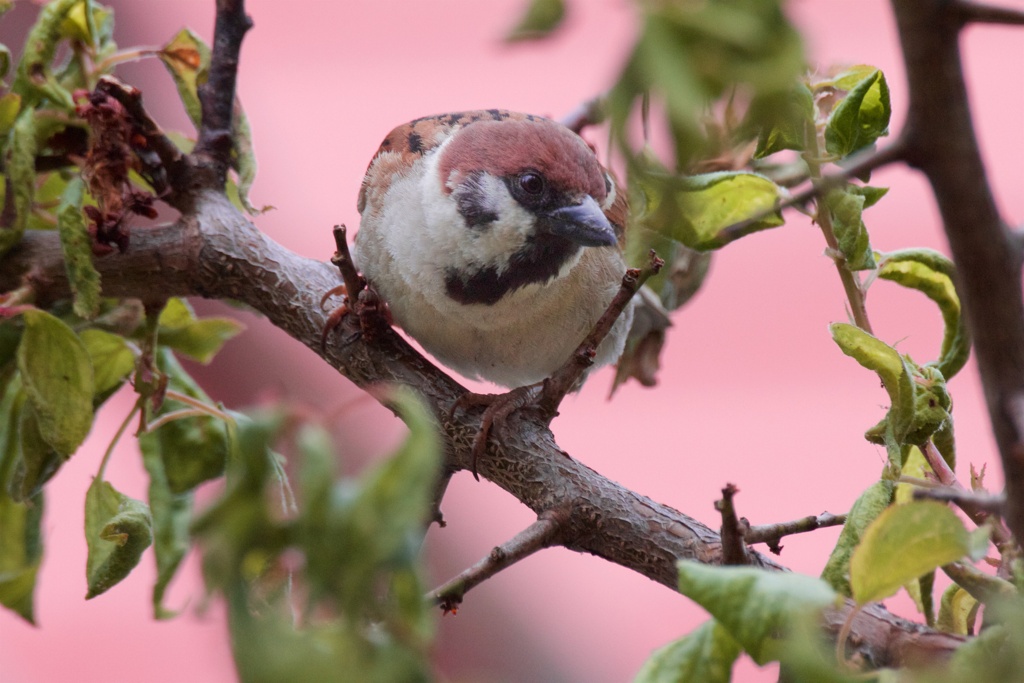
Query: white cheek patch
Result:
<box><xmin>419</xmin><ymin>155</ymin><xmax>535</xmax><ymax>276</ymax></box>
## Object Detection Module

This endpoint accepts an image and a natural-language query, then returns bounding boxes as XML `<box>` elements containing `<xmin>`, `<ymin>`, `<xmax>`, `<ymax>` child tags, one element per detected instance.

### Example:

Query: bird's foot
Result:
<box><xmin>320</xmin><ymin>281</ymin><xmax>391</xmax><ymax>351</ymax></box>
<box><xmin>450</xmin><ymin>383</ymin><xmax>550</xmax><ymax>480</ymax></box>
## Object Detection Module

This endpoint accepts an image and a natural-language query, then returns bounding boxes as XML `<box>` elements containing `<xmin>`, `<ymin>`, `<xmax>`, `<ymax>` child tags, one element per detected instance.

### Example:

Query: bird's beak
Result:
<box><xmin>542</xmin><ymin>195</ymin><xmax>617</xmax><ymax>247</ymax></box>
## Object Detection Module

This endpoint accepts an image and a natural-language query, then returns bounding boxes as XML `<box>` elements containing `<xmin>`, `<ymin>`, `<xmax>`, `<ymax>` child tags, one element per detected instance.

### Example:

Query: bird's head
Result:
<box><xmin>430</xmin><ymin>114</ymin><xmax>622</xmax><ymax>305</ymax></box>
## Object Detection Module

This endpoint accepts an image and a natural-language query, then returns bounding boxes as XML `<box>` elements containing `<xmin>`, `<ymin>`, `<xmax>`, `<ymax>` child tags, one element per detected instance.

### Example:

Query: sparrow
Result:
<box><xmin>352</xmin><ymin>109</ymin><xmax>634</xmax><ymax>392</ymax></box>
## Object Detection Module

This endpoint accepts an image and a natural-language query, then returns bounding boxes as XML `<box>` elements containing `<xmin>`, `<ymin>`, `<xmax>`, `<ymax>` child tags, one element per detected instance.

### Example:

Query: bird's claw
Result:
<box><xmin>320</xmin><ymin>284</ymin><xmax>350</xmax><ymax>352</ymax></box>
<box><xmin>450</xmin><ymin>383</ymin><xmax>545</xmax><ymax>480</ymax></box>
<box><xmin>320</xmin><ymin>282</ymin><xmax>392</xmax><ymax>351</ymax></box>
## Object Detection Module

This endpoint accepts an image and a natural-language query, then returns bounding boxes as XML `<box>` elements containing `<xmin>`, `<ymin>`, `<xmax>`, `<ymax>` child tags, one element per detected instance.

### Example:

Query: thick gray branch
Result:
<box><xmin>0</xmin><ymin>190</ymin><xmax>964</xmax><ymax>666</ymax></box>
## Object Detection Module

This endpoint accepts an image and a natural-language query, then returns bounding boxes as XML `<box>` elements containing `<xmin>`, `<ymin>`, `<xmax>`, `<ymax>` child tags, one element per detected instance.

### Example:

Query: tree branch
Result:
<box><xmin>429</xmin><ymin>513</ymin><xmax>563</xmax><ymax>613</ymax></box>
<box><xmin>0</xmin><ymin>192</ymin><xmax>966</xmax><ymax>667</ymax></box>
<box><xmin>194</xmin><ymin>0</ymin><xmax>253</xmax><ymax>185</ymax></box>
<box><xmin>892</xmin><ymin>0</ymin><xmax>1024</xmax><ymax>546</ymax></box>
<box><xmin>744</xmin><ymin>512</ymin><xmax>847</xmax><ymax>555</ymax></box>
<box><xmin>954</xmin><ymin>1</ymin><xmax>1024</xmax><ymax>25</ymax></box>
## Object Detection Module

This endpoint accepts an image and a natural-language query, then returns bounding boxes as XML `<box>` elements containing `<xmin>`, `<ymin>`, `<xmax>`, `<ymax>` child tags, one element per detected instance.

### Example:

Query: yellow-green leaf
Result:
<box><xmin>937</xmin><ymin>584</ymin><xmax>978</xmax><ymax>635</ymax></box>
<box><xmin>829</xmin><ymin>323</ymin><xmax>915</xmax><ymax>443</ymax></box>
<box><xmin>850</xmin><ymin>500</ymin><xmax>972</xmax><ymax>604</ymax></box>
<box><xmin>17</xmin><ymin>309</ymin><xmax>94</xmax><ymax>455</ymax></box>
<box><xmin>876</xmin><ymin>249</ymin><xmax>970</xmax><ymax>379</ymax></box>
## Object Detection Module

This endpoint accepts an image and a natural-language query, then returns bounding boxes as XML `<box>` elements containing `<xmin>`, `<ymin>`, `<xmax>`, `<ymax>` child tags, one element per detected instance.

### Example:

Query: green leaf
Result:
<box><xmin>850</xmin><ymin>500</ymin><xmax>972</xmax><ymax>604</ymax></box>
<box><xmin>12</xmin><ymin>401</ymin><xmax>64</xmax><ymax>500</ymax></box>
<box><xmin>748</xmin><ymin>83</ymin><xmax>814</xmax><ymax>158</ymax></box>
<box><xmin>825</xmin><ymin>188</ymin><xmax>875</xmax><ymax>271</ymax></box>
<box><xmin>157</xmin><ymin>297</ymin><xmax>244</xmax><ymax>364</ymax></box>
<box><xmin>829</xmin><ymin>323</ymin><xmax>915</xmax><ymax>445</ymax></box>
<box><xmin>148</xmin><ymin>348</ymin><xmax>228</xmax><ymax>493</ymax></box>
<box><xmin>937</xmin><ymin>584</ymin><xmax>978</xmax><ymax>635</ymax></box>
<box><xmin>0</xmin><ymin>492</ymin><xmax>43</xmax><ymax>623</ymax></box>
<box><xmin>17</xmin><ymin>309</ymin><xmax>94</xmax><ymax>455</ymax></box>
<box><xmin>231</xmin><ymin>108</ymin><xmax>260</xmax><ymax>215</ymax></box>
<box><xmin>824</xmin><ymin>69</ymin><xmax>891</xmax><ymax>158</ymax></box>
<box><xmin>11</xmin><ymin>0</ymin><xmax>78</xmax><ymax>110</ymax></box>
<box><xmin>506</xmin><ymin>0</ymin><xmax>565</xmax><ymax>41</ymax></box>
<box><xmin>57</xmin><ymin>178</ymin><xmax>102</xmax><ymax>319</ymax></box>
<box><xmin>139</xmin><ymin>425</ymin><xmax>194</xmax><ymax>619</ymax></box>
<box><xmin>945</xmin><ymin>623</ymin><xmax>1024</xmax><ymax>683</ymax></box>
<box><xmin>676</xmin><ymin>560</ymin><xmax>837</xmax><ymax>665</ymax></box>
<box><xmin>84</xmin><ymin>477</ymin><xmax>153</xmax><ymax>598</ymax></box>
<box><xmin>229</xmin><ymin>600</ymin><xmax>431</xmax><ymax>683</ymax></box>
<box><xmin>876</xmin><ymin>249</ymin><xmax>971</xmax><ymax>379</ymax></box>
<box><xmin>0</xmin><ymin>108</ymin><xmax>36</xmax><ymax>258</ymax></box>
<box><xmin>189</xmin><ymin>411</ymin><xmax>280</xmax><ymax>594</ymax></box>
<box><xmin>325</xmin><ymin>388</ymin><xmax>441</xmax><ymax>625</ymax></box>
<box><xmin>634</xmin><ymin>619</ymin><xmax>741</xmax><ymax>683</ymax></box>
<box><xmin>610</xmin><ymin>1</ymin><xmax>804</xmax><ymax>168</ymax></box>
<box><xmin>0</xmin><ymin>377</ymin><xmax>43</xmax><ymax>624</ymax></box>
<box><xmin>80</xmin><ymin>328</ymin><xmax>135</xmax><ymax>398</ymax></box>
<box><xmin>821</xmin><ymin>480</ymin><xmax>894</xmax><ymax>596</ymax></box>
<box><xmin>157</xmin><ymin>28</ymin><xmax>210</xmax><ymax>129</ymax></box>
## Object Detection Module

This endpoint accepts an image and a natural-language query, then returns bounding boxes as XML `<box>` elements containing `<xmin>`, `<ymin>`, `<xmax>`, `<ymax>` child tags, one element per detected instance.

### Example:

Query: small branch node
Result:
<box><xmin>716</xmin><ymin>483</ymin><xmax>751</xmax><ymax>565</ymax></box>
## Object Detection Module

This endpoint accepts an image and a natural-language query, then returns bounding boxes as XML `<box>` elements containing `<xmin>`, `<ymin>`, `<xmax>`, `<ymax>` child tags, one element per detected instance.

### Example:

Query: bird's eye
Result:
<box><xmin>518</xmin><ymin>172</ymin><xmax>545</xmax><ymax>195</ymax></box>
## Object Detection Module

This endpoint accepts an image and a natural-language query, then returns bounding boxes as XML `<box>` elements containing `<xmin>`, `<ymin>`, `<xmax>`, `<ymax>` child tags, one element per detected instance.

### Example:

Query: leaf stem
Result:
<box><xmin>96</xmin><ymin>400</ymin><xmax>141</xmax><ymax>481</ymax></box>
<box><xmin>803</xmin><ymin>121</ymin><xmax>874</xmax><ymax>333</ymax></box>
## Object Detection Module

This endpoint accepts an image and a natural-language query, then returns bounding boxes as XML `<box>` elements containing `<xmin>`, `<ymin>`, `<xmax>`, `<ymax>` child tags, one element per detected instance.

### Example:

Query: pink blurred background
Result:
<box><xmin>2</xmin><ymin>1</ymin><xmax>1022</xmax><ymax>681</ymax></box>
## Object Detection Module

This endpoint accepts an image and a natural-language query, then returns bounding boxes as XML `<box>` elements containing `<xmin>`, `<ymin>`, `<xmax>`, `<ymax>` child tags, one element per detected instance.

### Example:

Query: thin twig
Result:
<box><xmin>744</xmin><ymin>512</ymin><xmax>847</xmax><ymax>555</ymax></box>
<box><xmin>912</xmin><ymin>486</ymin><xmax>1005</xmax><ymax>514</ymax></box>
<box><xmin>428</xmin><ymin>514</ymin><xmax>563</xmax><ymax>613</ymax></box>
<box><xmin>954</xmin><ymin>0</ymin><xmax>1024</xmax><ymax>25</ymax></box>
<box><xmin>559</xmin><ymin>94</ymin><xmax>606</xmax><ymax>134</ymax></box>
<box><xmin>715</xmin><ymin>483</ymin><xmax>751</xmax><ymax>565</ymax></box>
<box><xmin>538</xmin><ymin>251</ymin><xmax>663</xmax><ymax>416</ymax></box>
<box><xmin>919</xmin><ymin>441</ymin><xmax>1012</xmax><ymax>549</ymax></box>
<box><xmin>194</xmin><ymin>0</ymin><xmax>252</xmax><ymax>181</ymax></box>
<box><xmin>803</xmin><ymin>121</ymin><xmax>874</xmax><ymax>333</ymax></box>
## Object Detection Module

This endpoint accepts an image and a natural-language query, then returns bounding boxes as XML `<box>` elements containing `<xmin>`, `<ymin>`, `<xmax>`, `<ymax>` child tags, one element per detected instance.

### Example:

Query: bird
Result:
<box><xmin>352</xmin><ymin>109</ymin><xmax>634</xmax><ymax>388</ymax></box>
